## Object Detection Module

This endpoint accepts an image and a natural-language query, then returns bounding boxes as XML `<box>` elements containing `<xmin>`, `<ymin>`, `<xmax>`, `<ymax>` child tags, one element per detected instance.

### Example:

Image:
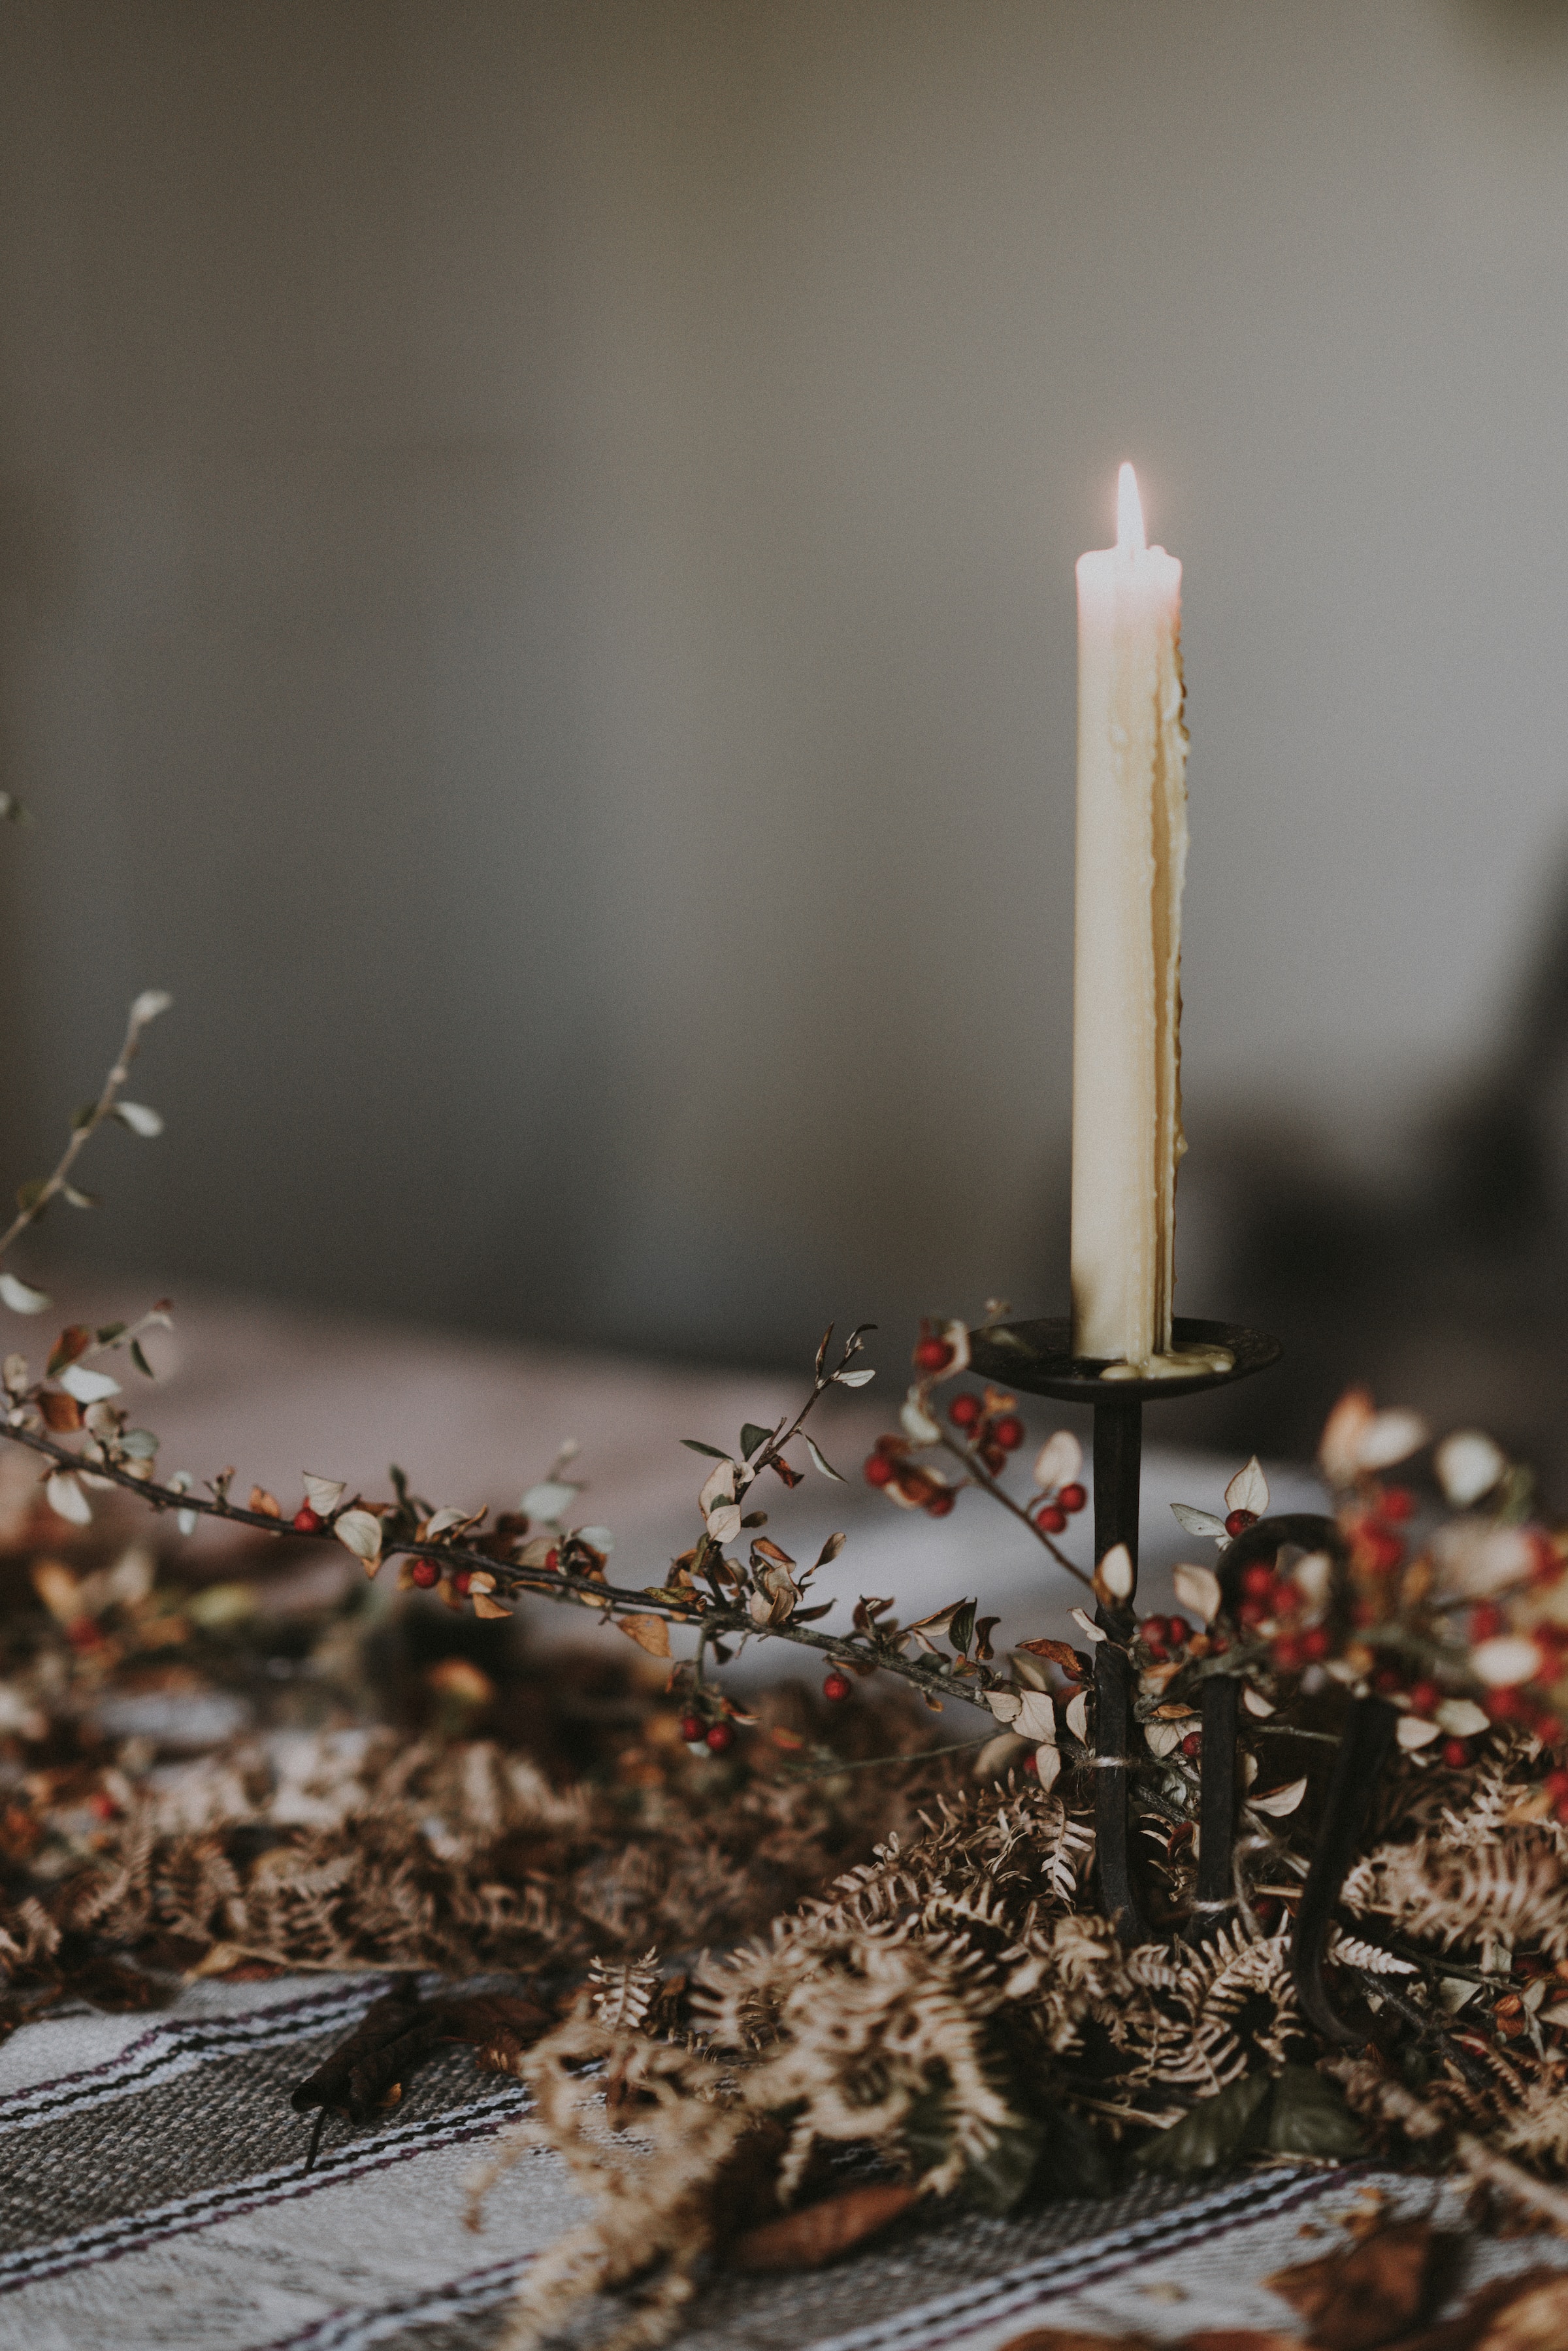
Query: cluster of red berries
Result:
<box><xmin>1229</xmin><ymin>1557</ymin><xmax>1334</xmax><ymax>1674</ymax></box>
<box><xmin>678</xmin><ymin>1712</ymin><xmax>736</xmax><ymax>1754</ymax></box>
<box><xmin>1138</xmin><ymin>1613</ymin><xmax>1192</xmax><ymax>1664</ymax></box>
<box><xmin>912</xmin><ymin>1334</ymin><xmax>956</xmax><ymax>1373</ymax></box>
<box><xmin>862</xmin><ymin>1437</ymin><xmax>956</xmax><ymax>1516</ymax></box>
<box><xmin>1033</xmin><ymin>1478</ymin><xmax>1086</xmax><ymax>1536</ymax></box>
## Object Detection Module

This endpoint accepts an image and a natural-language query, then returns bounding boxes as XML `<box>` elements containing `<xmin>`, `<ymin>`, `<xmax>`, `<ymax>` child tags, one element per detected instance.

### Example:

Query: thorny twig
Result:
<box><xmin>0</xmin><ymin>991</ymin><xmax>171</xmax><ymax>1265</ymax></box>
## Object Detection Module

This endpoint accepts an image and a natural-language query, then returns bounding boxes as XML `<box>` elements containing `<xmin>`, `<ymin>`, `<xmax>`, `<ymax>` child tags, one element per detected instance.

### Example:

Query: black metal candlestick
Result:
<box><xmin>968</xmin><ymin>1315</ymin><xmax>1281</xmax><ymax>1943</ymax></box>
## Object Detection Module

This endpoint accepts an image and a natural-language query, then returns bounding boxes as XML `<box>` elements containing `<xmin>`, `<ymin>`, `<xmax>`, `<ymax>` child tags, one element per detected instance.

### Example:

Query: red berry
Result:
<box><xmin>992</xmin><ymin>1414</ymin><xmax>1025</xmax><ymax>1452</ymax></box>
<box><xmin>1301</xmin><ymin>1625</ymin><xmax>1332</xmax><ymax>1662</ymax></box>
<box><xmin>1145</xmin><ymin>1643</ymin><xmax>1169</xmax><ymax>1665</ymax></box>
<box><xmin>913</xmin><ymin>1336</ymin><xmax>953</xmax><ymax>1373</ymax></box>
<box><xmin>88</xmin><ymin>1790</ymin><xmax>118</xmax><ymax>1821</ymax></box>
<box><xmin>293</xmin><ymin>1505</ymin><xmax>323</xmax><ymax>1534</ymax></box>
<box><xmin>864</xmin><ymin>1454</ymin><xmax>896</xmax><ymax>1488</ymax></box>
<box><xmin>1181</xmin><ymin>1732</ymin><xmax>1202</xmax><ymax>1758</ymax></box>
<box><xmin>452</xmin><ymin>1571</ymin><xmax>472</xmax><ymax>1596</ymax></box>
<box><xmin>1487</xmin><ymin>1689</ymin><xmax>1525</xmax><ymax>1720</ymax></box>
<box><xmin>1273</xmin><ymin>1635</ymin><xmax>1305</xmax><ymax>1672</ymax></box>
<box><xmin>949</xmin><ymin>1393</ymin><xmax>983</xmax><ymax>1430</ymax></box>
<box><xmin>1546</xmin><ymin>1769</ymin><xmax>1568</xmax><ymax>1801</ymax></box>
<box><xmin>1141</xmin><ymin>1615</ymin><xmax>1168</xmax><ymax>1646</ymax></box>
<box><xmin>679</xmin><ymin>1714</ymin><xmax>704</xmax><ymax>1743</ymax></box>
<box><xmin>410</xmin><ymin>1558</ymin><xmax>440</xmax><ymax>1588</ymax></box>
<box><xmin>1165</xmin><ymin>1615</ymin><xmax>1191</xmax><ymax>1647</ymax></box>
<box><xmin>704</xmin><ymin>1721</ymin><xmax>735</xmax><ymax>1754</ymax></box>
<box><xmin>1470</xmin><ymin>1603</ymin><xmax>1504</xmax><ymax>1642</ymax></box>
<box><xmin>1021</xmin><ymin>1749</ymin><xmax>1039</xmax><ymax>1776</ymax></box>
<box><xmin>1362</xmin><ymin>1527</ymin><xmax>1403</xmax><ymax>1573</ymax></box>
<box><xmin>823</xmin><ymin>1671</ymin><xmax>851</xmax><ymax>1701</ymax></box>
<box><xmin>1407</xmin><ymin>1680</ymin><xmax>1440</xmax><ymax>1717</ymax></box>
<box><xmin>1372</xmin><ymin>1665</ymin><xmax>1403</xmax><ymax>1694</ymax></box>
<box><xmin>1241</xmin><ymin>1562</ymin><xmax>1275</xmax><ymax>1599</ymax></box>
<box><xmin>1238</xmin><ymin>1596</ymin><xmax>1270</xmax><ymax>1629</ymax></box>
<box><xmin>1035</xmin><ymin>1502</ymin><xmax>1068</xmax><ymax>1534</ymax></box>
<box><xmin>544</xmin><ymin>1547</ymin><xmax>559</xmax><ymax>1570</ymax></box>
<box><xmin>1380</xmin><ymin>1487</ymin><xmax>1415</xmax><ymax>1521</ymax></box>
<box><xmin>1225</xmin><ymin>1508</ymin><xmax>1259</xmax><ymax>1537</ymax></box>
<box><xmin>982</xmin><ymin>1445</ymin><xmax>1007</xmax><ymax>1475</ymax></box>
<box><xmin>1442</xmin><ymin>1739</ymin><xmax>1471</xmax><ymax>1769</ymax></box>
<box><xmin>1058</xmin><ymin>1482</ymin><xmax>1087</xmax><ymax>1514</ymax></box>
<box><xmin>926</xmin><ymin>1491</ymin><xmax>956</xmax><ymax>1518</ymax></box>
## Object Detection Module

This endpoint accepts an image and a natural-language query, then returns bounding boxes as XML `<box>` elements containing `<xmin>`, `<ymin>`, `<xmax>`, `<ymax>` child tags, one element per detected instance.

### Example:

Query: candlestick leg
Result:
<box><xmin>1290</xmin><ymin>1694</ymin><xmax>1399</xmax><ymax>2044</ymax></box>
<box><xmin>1091</xmin><ymin>1394</ymin><xmax>1153</xmax><ymax>1945</ymax></box>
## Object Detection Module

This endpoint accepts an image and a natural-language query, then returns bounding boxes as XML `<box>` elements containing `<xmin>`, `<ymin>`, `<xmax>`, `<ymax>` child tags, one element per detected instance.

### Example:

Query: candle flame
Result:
<box><xmin>1116</xmin><ymin>462</ymin><xmax>1146</xmax><ymax>556</ymax></box>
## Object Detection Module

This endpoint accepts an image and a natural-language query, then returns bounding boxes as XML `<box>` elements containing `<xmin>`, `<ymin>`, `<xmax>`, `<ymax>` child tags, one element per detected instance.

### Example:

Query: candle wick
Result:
<box><xmin>1116</xmin><ymin>461</ymin><xmax>1147</xmax><ymax>557</ymax></box>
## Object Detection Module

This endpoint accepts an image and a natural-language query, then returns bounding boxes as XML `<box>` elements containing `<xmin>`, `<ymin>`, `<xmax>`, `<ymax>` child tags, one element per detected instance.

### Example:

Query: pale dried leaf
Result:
<box><xmin>1173</xmin><ymin>1562</ymin><xmax>1222</xmax><ymax>1624</ymax></box>
<box><xmin>1435</xmin><ymin>1428</ymin><xmax>1507</xmax><ymax>1509</ymax></box>
<box><xmin>44</xmin><ymin>1471</ymin><xmax>91</xmax><ymax>1525</ymax></box>
<box><xmin>1250</xmin><ymin>1777</ymin><xmax>1307</xmax><ymax>1816</ymax></box>
<box><xmin>1032</xmin><ymin>1430</ymin><xmax>1083</xmax><ymax>1492</ymax></box>
<box><xmin>615</xmin><ymin>1615</ymin><xmax>672</xmax><ymax>1658</ymax></box>
<box><xmin>1224</xmin><ymin>1456</ymin><xmax>1269</xmax><ymax>1515</ymax></box>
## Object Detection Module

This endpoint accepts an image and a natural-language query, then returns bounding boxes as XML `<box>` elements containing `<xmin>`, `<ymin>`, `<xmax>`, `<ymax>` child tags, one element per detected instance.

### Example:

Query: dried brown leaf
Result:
<box><xmin>1266</xmin><ymin>2221</ymin><xmax>1441</xmax><ymax>2350</ymax></box>
<box><xmin>249</xmin><ymin>1487</ymin><xmax>282</xmax><ymax>1517</ymax></box>
<box><xmin>727</xmin><ymin>2181</ymin><xmax>918</xmax><ymax>2272</ymax></box>
<box><xmin>433</xmin><ymin>1992</ymin><xmax>552</xmax><ymax>2077</ymax></box>
<box><xmin>1017</xmin><ymin>1639</ymin><xmax>1083</xmax><ymax>1671</ymax></box>
<box><xmin>38</xmin><ymin>1389</ymin><xmax>84</xmax><ymax>1433</ymax></box>
<box><xmin>615</xmin><ymin>1613</ymin><xmax>672</xmax><ymax>1658</ymax></box>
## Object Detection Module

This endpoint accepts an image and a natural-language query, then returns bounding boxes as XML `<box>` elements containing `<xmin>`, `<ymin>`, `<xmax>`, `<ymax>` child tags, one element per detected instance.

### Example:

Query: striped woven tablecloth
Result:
<box><xmin>8</xmin><ymin>1969</ymin><xmax>1568</xmax><ymax>2350</ymax></box>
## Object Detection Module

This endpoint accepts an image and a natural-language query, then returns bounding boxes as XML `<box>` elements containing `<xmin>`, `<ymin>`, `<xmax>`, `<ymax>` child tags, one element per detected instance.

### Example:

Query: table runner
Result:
<box><xmin>7</xmin><ymin>1973</ymin><xmax>1568</xmax><ymax>2350</ymax></box>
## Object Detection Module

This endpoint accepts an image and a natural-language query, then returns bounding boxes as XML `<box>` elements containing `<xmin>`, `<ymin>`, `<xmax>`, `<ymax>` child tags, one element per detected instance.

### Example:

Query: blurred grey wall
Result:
<box><xmin>3</xmin><ymin>0</ymin><xmax>1567</xmax><ymax>1364</ymax></box>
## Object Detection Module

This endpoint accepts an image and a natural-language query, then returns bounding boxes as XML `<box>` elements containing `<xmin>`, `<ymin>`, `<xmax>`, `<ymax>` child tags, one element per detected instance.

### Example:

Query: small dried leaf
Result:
<box><xmin>1070</xmin><ymin>1607</ymin><xmax>1108</xmax><ymax>1642</ymax></box>
<box><xmin>833</xmin><ymin>1367</ymin><xmax>875</xmax><ymax>1388</ymax></box>
<box><xmin>521</xmin><ymin>1477</ymin><xmax>580</xmax><ymax>1522</ymax></box>
<box><xmin>804</xmin><ymin>1436</ymin><xmax>845</xmax><ymax>1482</ymax></box>
<box><xmin>302</xmin><ymin>1473</ymin><xmax>346</xmax><ymax>1516</ymax></box>
<box><xmin>1243</xmin><ymin>1686</ymin><xmax>1276</xmax><ymax>1718</ymax></box>
<box><xmin>1224</xmin><ymin>1456</ymin><xmax>1270</xmax><ymax>1515</ymax></box>
<box><xmin>1471</xmin><ymin>1636</ymin><xmax>1541</xmax><ymax>1688</ymax></box>
<box><xmin>0</xmin><ymin>1274</ymin><xmax>50</xmax><ymax>1315</ymax></box>
<box><xmin>1017</xmin><ymin>1637</ymin><xmax>1082</xmax><ymax>1671</ymax></box>
<box><xmin>249</xmin><ymin>1487</ymin><xmax>282</xmax><ymax>1518</ymax></box>
<box><xmin>1145</xmin><ymin>1720</ymin><xmax>1182</xmax><ymax>1758</ymax></box>
<box><xmin>334</xmin><ymin>1507</ymin><xmax>384</xmax><ymax>1572</ymax></box>
<box><xmin>815</xmin><ymin>1531</ymin><xmax>847</xmax><ymax>1568</ymax></box>
<box><xmin>1396</xmin><ymin>1715</ymin><xmax>1441</xmax><ymax>1751</ymax></box>
<box><xmin>1356</xmin><ymin>1408</ymin><xmax>1429</xmax><ymax>1473</ymax></box>
<box><xmin>112</xmin><ymin>1101</ymin><xmax>164</xmax><ymax>1138</ymax></box>
<box><xmin>131</xmin><ymin>989</ymin><xmax>174</xmax><ymax>1024</ymax></box>
<box><xmin>1250</xmin><ymin>1776</ymin><xmax>1307</xmax><ymax>1816</ymax></box>
<box><xmin>1095</xmin><ymin>1542</ymin><xmax>1134</xmax><ymax>1603</ymax></box>
<box><xmin>57</xmin><ymin>1364</ymin><xmax>121</xmax><ymax>1404</ymax></box>
<box><xmin>1032</xmin><ymin>1429</ymin><xmax>1083</xmax><ymax>1492</ymax></box>
<box><xmin>1173</xmin><ymin>1562</ymin><xmax>1223</xmax><ymax>1624</ymax></box>
<box><xmin>31</xmin><ymin>1559</ymin><xmax>80</xmax><ymax>1621</ymax></box>
<box><xmin>1171</xmin><ymin>1502</ymin><xmax>1227</xmax><ymax>1538</ymax></box>
<box><xmin>1266</xmin><ymin>2219</ymin><xmax>1437</xmax><ymax>2351</ymax></box>
<box><xmin>471</xmin><ymin>1593</ymin><xmax>512</xmax><ymax>1619</ymax></box>
<box><xmin>727</xmin><ymin>2181</ymin><xmax>917</xmax><ymax>2272</ymax></box>
<box><xmin>986</xmin><ymin>1688</ymin><xmax>1022</xmax><ymax>1724</ymax></box>
<box><xmin>706</xmin><ymin>1504</ymin><xmax>743</xmax><ymax>1544</ymax></box>
<box><xmin>1434</xmin><ymin>1698</ymin><xmax>1490</xmax><ymax>1738</ymax></box>
<box><xmin>1319</xmin><ymin>1387</ymin><xmax>1376</xmax><ymax>1484</ymax></box>
<box><xmin>38</xmin><ymin>1390</ymin><xmax>84</xmax><ymax>1433</ymax></box>
<box><xmin>44</xmin><ymin>1470</ymin><xmax>91</xmax><ymax>1525</ymax></box>
<box><xmin>47</xmin><ymin>1325</ymin><xmax>91</xmax><ymax>1377</ymax></box>
<box><xmin>1435</xmin><ymin>1428</ymin><xmax>1508</xmax><ymax>1509</ymax></box>
<box><xmin>1064</xmin><ymin>1687</ymin><xmax>1090</xmax><ymax>1742</ymax></box>
<box><xmin>900</xmin><ymin>1389</ymin><xmax>942</xmax><ymax>1443</ymax></box>
<box><xmin>1015</xmin><ymin>1688</ymin><xmax>1058</xmax><ymax>1745</ymax></box>
<box><xmin>615</xmin><ymin>1614</ymin><xmax>672</xmax><ymax>1657</ymax></box>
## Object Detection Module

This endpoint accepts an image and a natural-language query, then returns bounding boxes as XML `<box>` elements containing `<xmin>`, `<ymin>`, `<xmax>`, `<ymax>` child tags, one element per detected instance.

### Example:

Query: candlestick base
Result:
<box><xmin>968</xmin><ymin>1312</ymin><xmax>1282</xmax><ymax>1947</ymax></box>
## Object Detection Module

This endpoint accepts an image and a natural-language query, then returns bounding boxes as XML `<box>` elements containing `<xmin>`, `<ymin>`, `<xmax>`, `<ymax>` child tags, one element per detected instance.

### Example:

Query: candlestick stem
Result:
<box><xmin>1090</xmin><ymin>1392</ymin><xmax>1153</xmax><ymax>1942</ymax></box>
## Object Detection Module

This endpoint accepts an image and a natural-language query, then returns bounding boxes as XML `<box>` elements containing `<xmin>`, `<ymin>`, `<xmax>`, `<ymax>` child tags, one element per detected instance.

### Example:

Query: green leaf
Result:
<box><xmin>948</xmin><ymin>1599</ymin><xmax>977</xmax><ymax>1656</ymax></box>
<box><xmin>96</xmin><ymin>1322</ymin><xmax>127</xmax><ymax>1345</ymax></box>
<box><xmin>740</xmin><ymin>1422</ymin><xmax>772</xmax><ymax>1460</ymax></box>
<box><xmin>1132</xmin><ymin>2072</ymin><xmax>1271</xmax><ymax>2175</ymax></box>
<box><xmin>130</xmin><ymin>1340</ymin><xmax>155</xmax><ymax>1378</ymax></box>
<box><xmin>681</xmin><ymin>1439</ymin><xmax>730</xmax><ymax>1460</ymax></box>
<box><xmin>1262</xmin><ymin>2065</ymin><xmax>1365</xmax><ymax>2159</ymax></box>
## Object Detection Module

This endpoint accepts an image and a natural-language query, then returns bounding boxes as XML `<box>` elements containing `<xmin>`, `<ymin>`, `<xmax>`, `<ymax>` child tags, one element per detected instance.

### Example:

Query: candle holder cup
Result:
<box><xmin>967</xmin><ymin>1313</ymin><xmax>1382</xmax><ymax>2041</ymax></box>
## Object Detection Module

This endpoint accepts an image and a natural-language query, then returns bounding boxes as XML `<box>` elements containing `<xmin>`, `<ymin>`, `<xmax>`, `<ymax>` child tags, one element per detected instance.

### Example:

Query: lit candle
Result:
<box><xmin>1070</xmin><ymin>465</ymin><xmax>1226</xmax><ymax>1378</ymax></box>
